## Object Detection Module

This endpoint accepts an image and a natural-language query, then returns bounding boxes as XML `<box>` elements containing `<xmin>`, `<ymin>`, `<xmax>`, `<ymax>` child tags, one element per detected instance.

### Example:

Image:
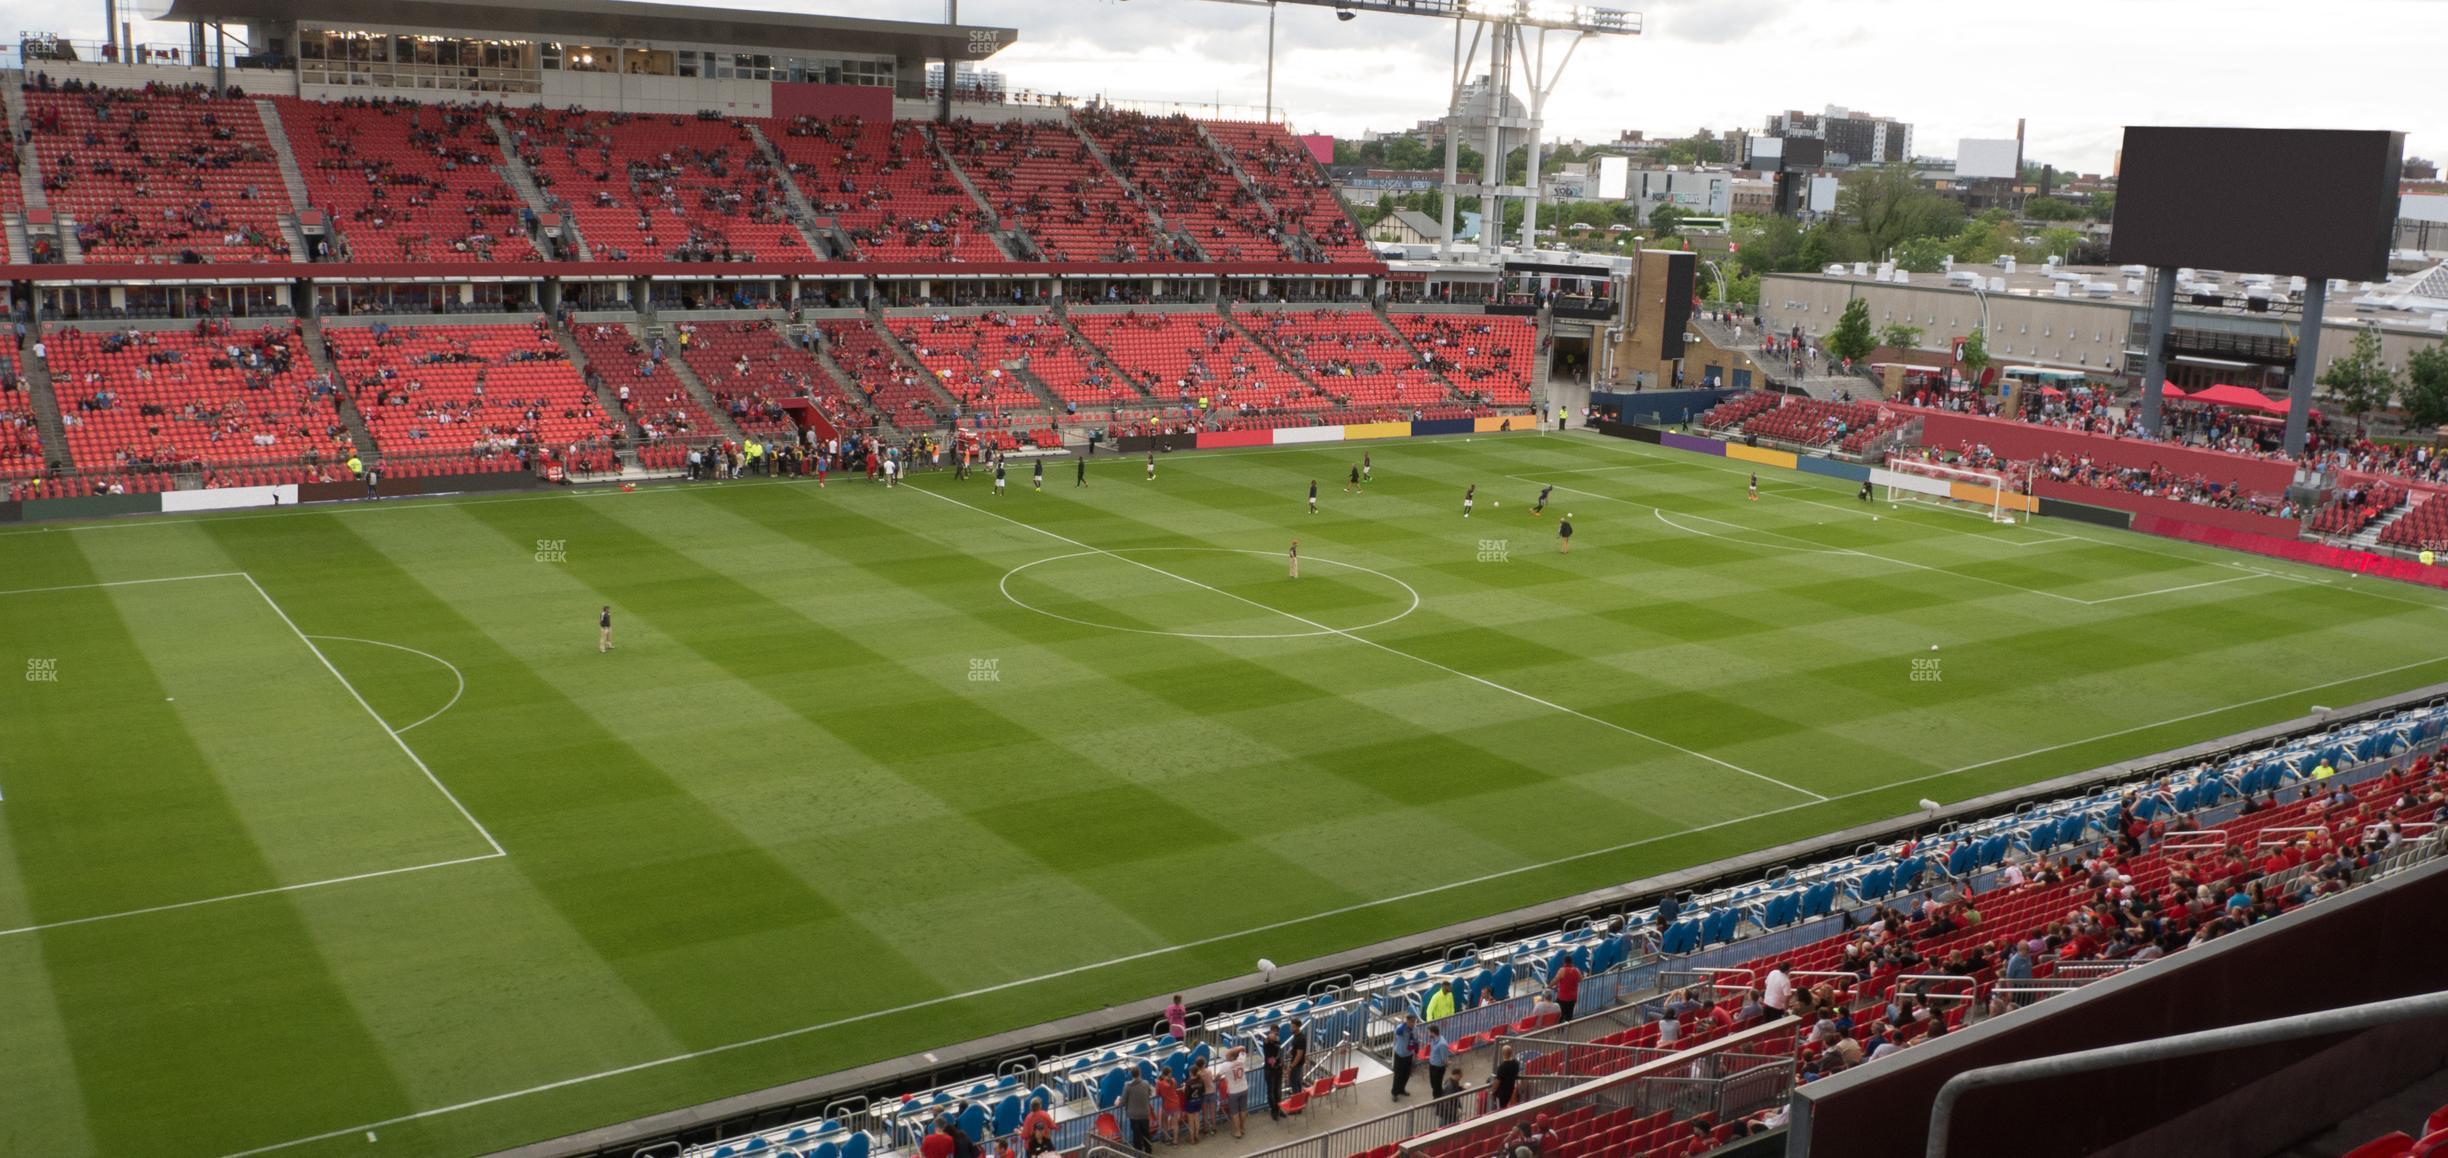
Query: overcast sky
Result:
<box><xmin>100</xmin><ymin>0</ymin><xmax>2440</xmax><ymax>173</ymax></box>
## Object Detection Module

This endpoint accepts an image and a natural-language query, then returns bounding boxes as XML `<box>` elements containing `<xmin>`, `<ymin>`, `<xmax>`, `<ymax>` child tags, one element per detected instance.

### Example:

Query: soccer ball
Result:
<box><xmin>1494</xmin><ymin>500</ymin><xmax>1500</xmax><ymax>508</ymax></box>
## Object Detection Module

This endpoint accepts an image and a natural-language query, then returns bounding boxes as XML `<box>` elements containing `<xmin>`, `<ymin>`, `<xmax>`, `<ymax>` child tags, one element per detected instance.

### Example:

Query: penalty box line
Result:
<box><xmin>0</xmin><ymin>572</ymin><xmax>507</xmax><ymax>938</ymax></box>
<box><xmin>901</xmin><ymin>483</ymin><xmax>1829</xmax><ymax>803</ymax></box>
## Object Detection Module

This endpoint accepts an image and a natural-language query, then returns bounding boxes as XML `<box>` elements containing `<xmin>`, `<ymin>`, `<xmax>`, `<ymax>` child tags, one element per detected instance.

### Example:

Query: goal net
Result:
<box><xmin>1882</xmin><ymin>458</ymin><xmax>2028</xmax><ymax>524</ymax></box>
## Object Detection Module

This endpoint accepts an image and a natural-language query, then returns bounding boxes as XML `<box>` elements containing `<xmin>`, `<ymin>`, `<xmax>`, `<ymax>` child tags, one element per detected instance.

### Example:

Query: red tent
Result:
<box><xmin>2159</xmin><ymin>380</ymin><xmax>2189</xmax><ymax>400</ymax></box>
<box><xmin>2186</xmin><ymin>383</ymin><xmax>2284</xmax><ymax>412</ymax></box>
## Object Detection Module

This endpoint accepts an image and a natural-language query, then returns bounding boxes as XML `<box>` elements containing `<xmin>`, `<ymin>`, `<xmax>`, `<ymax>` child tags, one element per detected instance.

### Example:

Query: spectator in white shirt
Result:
<box><xmin>1761</xmin><ymin>962</ymin><xmax>1794</xmax><ymax>1017</ymax></box>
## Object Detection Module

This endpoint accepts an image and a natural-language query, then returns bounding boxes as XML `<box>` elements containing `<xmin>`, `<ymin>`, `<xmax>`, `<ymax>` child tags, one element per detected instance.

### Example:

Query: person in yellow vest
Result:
<box><xmin>1423</xmin><ymin>980</ymin><xmax>1456</xmax><ymax>1023</ymax></box>
<box><xmin>345</xmin><ymin>452</ymin><xmax>363</xmax><ymax>478</ymax></box>
<box><xmin>2423</xmin><ymin>549</ymin><xmax>2437</xmax><ymax>567</ymax></box>
<box><xmin>2312</xmin><ymin>760</ymin><xmax>2335</xmax><ymax>781</ymax></box>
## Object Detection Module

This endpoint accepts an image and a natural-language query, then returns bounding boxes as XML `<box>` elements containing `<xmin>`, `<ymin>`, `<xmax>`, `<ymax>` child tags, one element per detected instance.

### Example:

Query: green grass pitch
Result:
<box><xmin>3</xmin><ymin>430</ymin><xmax>2444</xmax><ymax>1157</ymax></box>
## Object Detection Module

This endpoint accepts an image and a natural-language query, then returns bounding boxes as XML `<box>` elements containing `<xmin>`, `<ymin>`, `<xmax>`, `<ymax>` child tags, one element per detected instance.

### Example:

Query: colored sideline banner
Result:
<box><xmin>1194</xmin><ymin>429</ymin><xmax>1272</xmax><ymax>449</ymax></box>
<box><xmin>1411</xmin><ymin>418</ymin><xmax>1475</xmax><ymax>436</ymax></box>
<box><xmin>2037</xmin><ymin>495</ymin><xmax>2134</xmax><ymax>529</ymax></box>
<box><xmin>1343</xmin><ymin>421</ymin><xmax>1411</xmax><ymax>441</ymax></box>
<box><xmin>1474</xmin><ymin>415</ymin><xmax>1528</xmax><ymax>433</ymax></box>
<box><xmin>1273</xmin><ymin>425</ymin><xmax>1346</xmax><ymax>445</ymax></box>
<box><xmin>2032</xmin><ymin>481</ymin><xmax>2298</xmax><ymax>538</ymax></box>
<box><xmin>2134</xmin><ymin>516</ymin><xmax>2448</xmax><ymax>590</ymax></box>
<box><xmin>1797</xmin><ymin>456</ymin><xmax>1871</xmax><ymax>483</ymax></box>
<box><xmin>23</xmin><ymin>492</ymin><xmax>163</xmax><ymax>521</ymax></box>
<box><xmin>1725</xmin><ymin>443</ymin><xmax>1798</xmax><ymax>471</ymax></box>
<box><xmin>1660</xmin><ymin>432</ymin><xmax>1726</xmax><ymax>455</ymax></box>
<box><xmin>161</xmin><ymin>485</ymin><xmax>297</xmax><ymax>513</ymax></box>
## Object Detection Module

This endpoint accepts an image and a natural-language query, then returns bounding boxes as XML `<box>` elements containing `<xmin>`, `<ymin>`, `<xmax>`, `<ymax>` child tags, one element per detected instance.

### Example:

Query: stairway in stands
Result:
<box><xmin>922</xmin><ymin>123</ymin><xmax>1034</xmax><ymax>260</ymax></box>
<box><xmin>488</xmin><ymin>114</ymin><xmax>590</xmax><ymax>260</ymax></box>
<box><xmin>18</xmin><ymin>335</ymin><xmax>71</xmax><ymax>470</ymax></box>
<box><xmin>552</xmin><ymin>316</ymin><xmax>651</xmax><ymax>453</ymax></box>
<box><xmin>1064</xmin><ymin>117</ymin><xmax>1209</xmax><ymax>261</ymax></box>
<box><xmin>643</xmin><ymin>327</ymin><xmax>747</xmax><ymax>444</ymax></box>
<box><xmin>252</xmin><ymin>99</ymin><xmax>316</xmax><ymax>262</ymax></box>
<box><xmin>0</xmin><ymin>85</ymin><xmax>62</xmax><ymax>264</ymax></box>
<box><xmin>298</xmin><ymin>317</ymin><xmax>380</xmax><ymax>464</ymax></box>
<box><xmin>2350</xmin><ymin>500</ymin><xmax>2419</xmax><ymax>550</ymax></box>
<box><xmin>741</xmin><ymin>122</ymin><xmax>844</xmax><ymax>259</ymax></box>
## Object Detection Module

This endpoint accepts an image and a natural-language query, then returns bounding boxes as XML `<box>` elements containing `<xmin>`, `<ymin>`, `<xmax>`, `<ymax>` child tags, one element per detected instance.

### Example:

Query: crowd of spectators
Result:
<box><xmin>281</xmin><ymin>96</ymin><xmax>539</xmax><ymax>263</ymax></box>
<box><xmin>25</xmin><ymin>82</ymin><xmax>291</xmax><ymax>262</ymax></box>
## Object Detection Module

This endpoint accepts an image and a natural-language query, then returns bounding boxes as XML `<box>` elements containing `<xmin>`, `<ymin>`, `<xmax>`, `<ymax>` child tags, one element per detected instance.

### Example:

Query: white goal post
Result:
<box><xmin>1875</xmin><ymin>458</ymin><xmax>2033</xmax><ymax>524</ymax></box>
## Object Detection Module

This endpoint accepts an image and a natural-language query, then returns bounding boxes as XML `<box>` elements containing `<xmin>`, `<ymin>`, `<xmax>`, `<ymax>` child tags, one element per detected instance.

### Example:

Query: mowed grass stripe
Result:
<box><xmin>0</xmin><ymin>547</ymin><xmax>421</xmax><ymax>1158</ymax></box>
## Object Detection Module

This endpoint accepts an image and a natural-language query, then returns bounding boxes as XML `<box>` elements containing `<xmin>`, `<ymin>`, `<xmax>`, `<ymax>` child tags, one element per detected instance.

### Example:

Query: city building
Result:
<box><xmin>1764</xmin><ymin>104</ymin><xmax>1912</xmax><ymax>167</ymax></box>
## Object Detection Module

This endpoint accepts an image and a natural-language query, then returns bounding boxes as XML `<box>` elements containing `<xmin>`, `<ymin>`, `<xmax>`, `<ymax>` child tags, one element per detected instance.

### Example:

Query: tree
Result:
<box><xmin>1893</xmin><ymin>235</ymin><xmax>1951</xmax><ymax>273</ymax></box>
<box><xmin>2404</xmin><ymin>343</ymin><xmax>2448</xmax><ymax>429</ymax></box>
<box><xmin>2087</xmin><ymin>191</ymin><xmax>2115</xmax><ymax>222</ymax></box>
<box><xmin>1881</xmin><ymin>323</ymin><xmax>1925</xmax><ymax>351</ymax></box>
<box><xmin>2318</xmin><ymin>327</ymin><xmax>2398</xmax><ymax>433</ymax></box>
<box><xmin>1959</xmin><ymin>325</ymin><xmax>1991</xmax><ymax>382</ymax></box>
<box><xmin>1827</xmin><ymin>297</ymin><xmax>1876</xmax><ymax>364</ymax></box>
<box><xmin>1647</xmin><ymin>203</ymin><xmax>1685</xmax><ymax>238</ymax></box>
<box><xmin>1835</xmin><ymin>163</ymin><xmax>1963</xmax><ymax>257</ymax></box>
<box><xmin>2022</xmin><ymin>196</ymin><xmax>2085</xmax><ymax>222</ymax></box>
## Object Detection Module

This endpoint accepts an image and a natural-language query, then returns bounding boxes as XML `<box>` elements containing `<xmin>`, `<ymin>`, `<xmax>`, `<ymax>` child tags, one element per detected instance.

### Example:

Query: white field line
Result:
<box><xmin>243</xmin><ymin>574</ymin><xmax>505</xmax><ymax>857</ymax></box>
<box><xmin>217</xmin><ymin>647</ymin><xmax>2448</xmax><ymax>1158</ymax></box>
<box><xmin>0</xmin><ymin>570</ymin><xmax>247</xmax><ymax>597</ymax></box>
<box><xmin>304</xmin><ymin>635</ymin><xmax>466</xmax><ymax>733</ymax></box>
<box><xmin>908</xmin><ymin>483</ymin><xmax>1830</xmax><ymax>804</ymax></box>
<box><xmin>0</xmin><ymin>853</ymin><xmax>503</xmax><ymax>940</ymax></box>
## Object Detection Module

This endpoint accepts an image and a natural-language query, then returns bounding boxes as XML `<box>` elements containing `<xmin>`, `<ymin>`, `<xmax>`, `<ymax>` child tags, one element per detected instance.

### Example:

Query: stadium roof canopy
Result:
<box><xmin>140</xmin><ymin>0</ymin><xmax>1017</xmax><ymax>60</ymax></box>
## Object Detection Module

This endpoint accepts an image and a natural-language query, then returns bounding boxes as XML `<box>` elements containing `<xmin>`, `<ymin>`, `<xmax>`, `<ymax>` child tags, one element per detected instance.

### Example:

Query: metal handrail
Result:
<box><xmin>1924</xmin><ymin>991</ymin><xmax>2448</xmax><ymax>1158</ymax></box>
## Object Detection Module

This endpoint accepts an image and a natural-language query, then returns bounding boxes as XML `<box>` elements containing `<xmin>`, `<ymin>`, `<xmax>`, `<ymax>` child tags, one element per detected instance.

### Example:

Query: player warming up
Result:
<box><xmin>1558</xmin><ymin>515</ymin><xmax>1574</xmax><ymax>554</ymax></box>
<box><xmin>1748</xmin><ymin>472</ymin><xmax>1759</xmax><ymax>502</ymax></box>
<box><xmin>1146</xmin><ymin>451</ymin><xmax>1157</xmax><ymax>482</ymax></box>
<box><xmin>1288</xmin><ymin>539</ymin><xmax>1300</xmax><ymax>578</ymax></box>
<box><xmin>1463</xmin><ymin>484</ymin><xmax>1476</xmax><ymax>519</ymax></box>
<box><xmin>993</xmin><ymin>458</ymin><xmax>1007</xmax><ymax>497</ymax></box>
<box><xmin>1533</xmin><ymin>484</ymin><xmax>1553</xmax><ymax>516</ymax></box>
<box><xmin>1362</xmin><ymin>452</ymin><xmax>1372</xmax><ymax>483</ymax></box>
<box><xmin>1077</xmin><ymin>456</ymin><xmax>1088</xmax><ymax>487</ymax></box>
<box><xmin>597</xmin><ymin>605</ymin><xmax>615</xmax><ymax>653</ymax></box>
<box><xmin>1032</xmin><ymin>459</ymin><xmax>1043</xmax><ymax>491</ymax></box>
<box><xmin>1308</xmin><ymin>479</ymin><xmax>1319</xmax><ymax>514</ymax></box>
<box><xmin>1345</xmin><ymin>464</ymin><xmax>1361</xmax><ymax>494</ymax></box>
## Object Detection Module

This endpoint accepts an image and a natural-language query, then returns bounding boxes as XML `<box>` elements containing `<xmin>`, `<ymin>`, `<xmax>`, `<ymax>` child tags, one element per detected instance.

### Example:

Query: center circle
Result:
<box><xmin>999</xmin><ymin>548</ymin><xmax>1421</xmax><ymax>640</ymax></box>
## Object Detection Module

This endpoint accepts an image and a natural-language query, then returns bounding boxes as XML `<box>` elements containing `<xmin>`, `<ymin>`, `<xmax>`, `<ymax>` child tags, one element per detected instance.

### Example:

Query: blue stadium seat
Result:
<box><xmin>841</xmin><ymin>1133</ymin><xmax>870</xmax><ymax>1158</ymax></box>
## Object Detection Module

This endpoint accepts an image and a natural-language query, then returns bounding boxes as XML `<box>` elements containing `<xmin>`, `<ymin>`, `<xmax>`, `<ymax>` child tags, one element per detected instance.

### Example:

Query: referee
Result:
<box><xmin>598</xmin><ymin>605</ymin><xmax>615</xmax><ymax>653</ymax></box>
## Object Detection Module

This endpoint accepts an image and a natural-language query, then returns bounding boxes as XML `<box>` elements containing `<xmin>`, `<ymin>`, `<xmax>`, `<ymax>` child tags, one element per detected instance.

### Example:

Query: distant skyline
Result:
<box><xmin>92</xmin><ymin>0</ymin><xmax>2441</xmax><ymax>173</ymax></box>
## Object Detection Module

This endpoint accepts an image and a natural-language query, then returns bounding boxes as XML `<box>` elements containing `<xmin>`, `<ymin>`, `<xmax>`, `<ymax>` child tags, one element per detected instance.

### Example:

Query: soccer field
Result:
<box><xmin>5</xmin><ymin>430</ymin><xmax>2445</xmax><ymax>1158</ymax></box>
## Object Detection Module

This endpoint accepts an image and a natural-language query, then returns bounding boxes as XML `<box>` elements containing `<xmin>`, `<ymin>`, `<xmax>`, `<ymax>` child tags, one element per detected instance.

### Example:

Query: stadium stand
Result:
<box><xmin>933</xmin><ymin>117</ymin><xmax>1188</xmax><ymax>263</ymax></box>
<box><xmin>563</xmin><ymin>321</ymin><xmax>717</xmax><ymax>446</ymax></box>
<box><xmin>324</xmin><ymin>321</ymin><xmax>622</xmax><ymax>468</ymax></box>
<box><xmin>1071</xmin><ymin>108</ymin><xmax>1283</xmax><ymax>262</ymax></box>
<box><xmin>815</xmin><ymin>318</ymin><xmax>946</xmax><ymax>427</ymax></box>
<box><xmin>500</xmin><ymin>108</ymin><xmax>804</xmax><ymax>261</ymax></box>
<box><xmin>275</xmin><ymin>97</ymin><xmax>541</xmax><ymax>263</ymax></box>
<box><xmin>884</xmin><ymin>314</ymin><xmax>1047</xmax><ymax>414</ymax></box>
<box><xmin>24</xmin><ymin>84</ymin><xmax>292</xmax><ymax>263</ymax></box>
<box><xmin>676</xmin><ymin>700</ymin><xmax>2448</xmax><ymax>1158</ymax></box>
<box><xmin>1239</xmin><ymin>308</ymin><xmax>1456</xmax><ymax>412</ymax></box>
<box><xmin>2309</xmin><ymin>482</ymin><xmax>2408</xmax><ymax>538</ymax></box>
<box><xmin>1200</xmin><ymin>120</ymin><xmax>1370</xmax><ymax>262</ymax></box>
<box><xmin>46</xmin><ymin>322</ymin><xmax>349</xmax><ymax>479</ymax></box>
<box><xmin>666</xmin><ymin>319</ymin><xmax>858</xmax><ymax>436</ymax></box>
<box><xmin>0</xmin><ymin>354</ymin><xmax>43</xmax><ymax>481</ymax></box>
<box><xmin>1071</xmin><ymin>311</ymin><xmax>1326</xmax><ymax>415</ymax></box>
<box><xmin>2377</xmin><ymin>494</ymin><xmax>2448</xmax><ymax>553</ymax></box>
<box><xmin>1389</xmin><ymin>314</ymin><xmax>1538</xmax><ymax>408</ymax></box>
<box><xmin>763</xmin><ymin>116</ymin><xmax>1005</xmax><ymax>261</ymax></box>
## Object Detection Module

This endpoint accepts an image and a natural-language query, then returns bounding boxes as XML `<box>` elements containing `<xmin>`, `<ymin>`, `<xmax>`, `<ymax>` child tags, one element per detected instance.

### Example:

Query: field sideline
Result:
<box><xmin>3</xmin><ymin>429</ymin><xmax>2444</xmax><ymax>1158</ymax></box>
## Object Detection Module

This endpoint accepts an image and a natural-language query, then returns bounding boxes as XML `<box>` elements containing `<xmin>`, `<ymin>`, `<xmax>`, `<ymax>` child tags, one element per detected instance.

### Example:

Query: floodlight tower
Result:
<box><xmin>1208</xmin><ymin>0</ymin><xmax>1640</xmax><ymax>261</ymax></box>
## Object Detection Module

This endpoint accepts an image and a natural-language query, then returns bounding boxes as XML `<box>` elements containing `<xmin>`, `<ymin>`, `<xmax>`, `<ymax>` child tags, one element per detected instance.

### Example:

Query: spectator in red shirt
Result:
<box><xmin>920</xmin><ymin>1120</ymin><xmax>959</xmax><ymax>1158</ymax></box>
<box><xmin>1552</xmin><ymin>959</ymin><xmax>1582</xmax><ymax>1021</ymax></box>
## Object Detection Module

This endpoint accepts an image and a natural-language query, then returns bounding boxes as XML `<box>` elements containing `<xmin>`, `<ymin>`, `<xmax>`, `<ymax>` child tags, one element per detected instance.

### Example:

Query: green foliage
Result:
<box><xmin>2088</xmin><ymin>191</ymin><xmax>2115</xmax><ymax>221</ymax></box>
<box><xmin>1959</xmin><ymin>325</ymin><xmax>1991</xmax><ymax>377</ymax></box>
<box><xmin>1648</xmin><ymin>204</ymin><xmax>1686</xmax><ymax>238</ymax></box>
<box><xmin>2022</xmin><ymin>196</ymin><xmax>2086</xmax><ymax>222</ymax></box>
<box><xmin>1835</xmin><ymin>163</ymin><xmax>1963</xmax><ymax>258</ymax></box>
<box><xmin>1333</xmin><ymin>135</ymin><xmax>1481</xmax><ymax>176</ymax></box>
<box><xmin>2318</xmin><ymin>327</ymin><xmax>2397</xmax><ymax>430</ymax></box>
<box><xmin>2404</xmin><ymin>343</ymin><xmax>2448</xmax><ymax>428</ymax></box>
<box><xmin>1653</xmin><ymin>133</ymin><xmax>1724</xmax><ymax>167</ymax></box>
<box><xmin>1827</xmin><ymin>297</ymin><xmax>1877</xmax><ymax>363</ymax></box>
<box><xmin>1880</xmin><ymin>323</ymin><xmax>1926</xmax><ymax>351</ymax></box>
<box><xmin>1893</xmin><ymin>235</ymin><xmax>1951</xmax><ymax>274</ymax></box>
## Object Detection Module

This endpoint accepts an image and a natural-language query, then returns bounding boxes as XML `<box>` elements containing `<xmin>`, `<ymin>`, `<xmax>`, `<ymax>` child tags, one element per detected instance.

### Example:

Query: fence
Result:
<box><xmin>1396</xmin><ymin>1021</ymin><xmax>1803</xmax><ymax>1158</ymax></box>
